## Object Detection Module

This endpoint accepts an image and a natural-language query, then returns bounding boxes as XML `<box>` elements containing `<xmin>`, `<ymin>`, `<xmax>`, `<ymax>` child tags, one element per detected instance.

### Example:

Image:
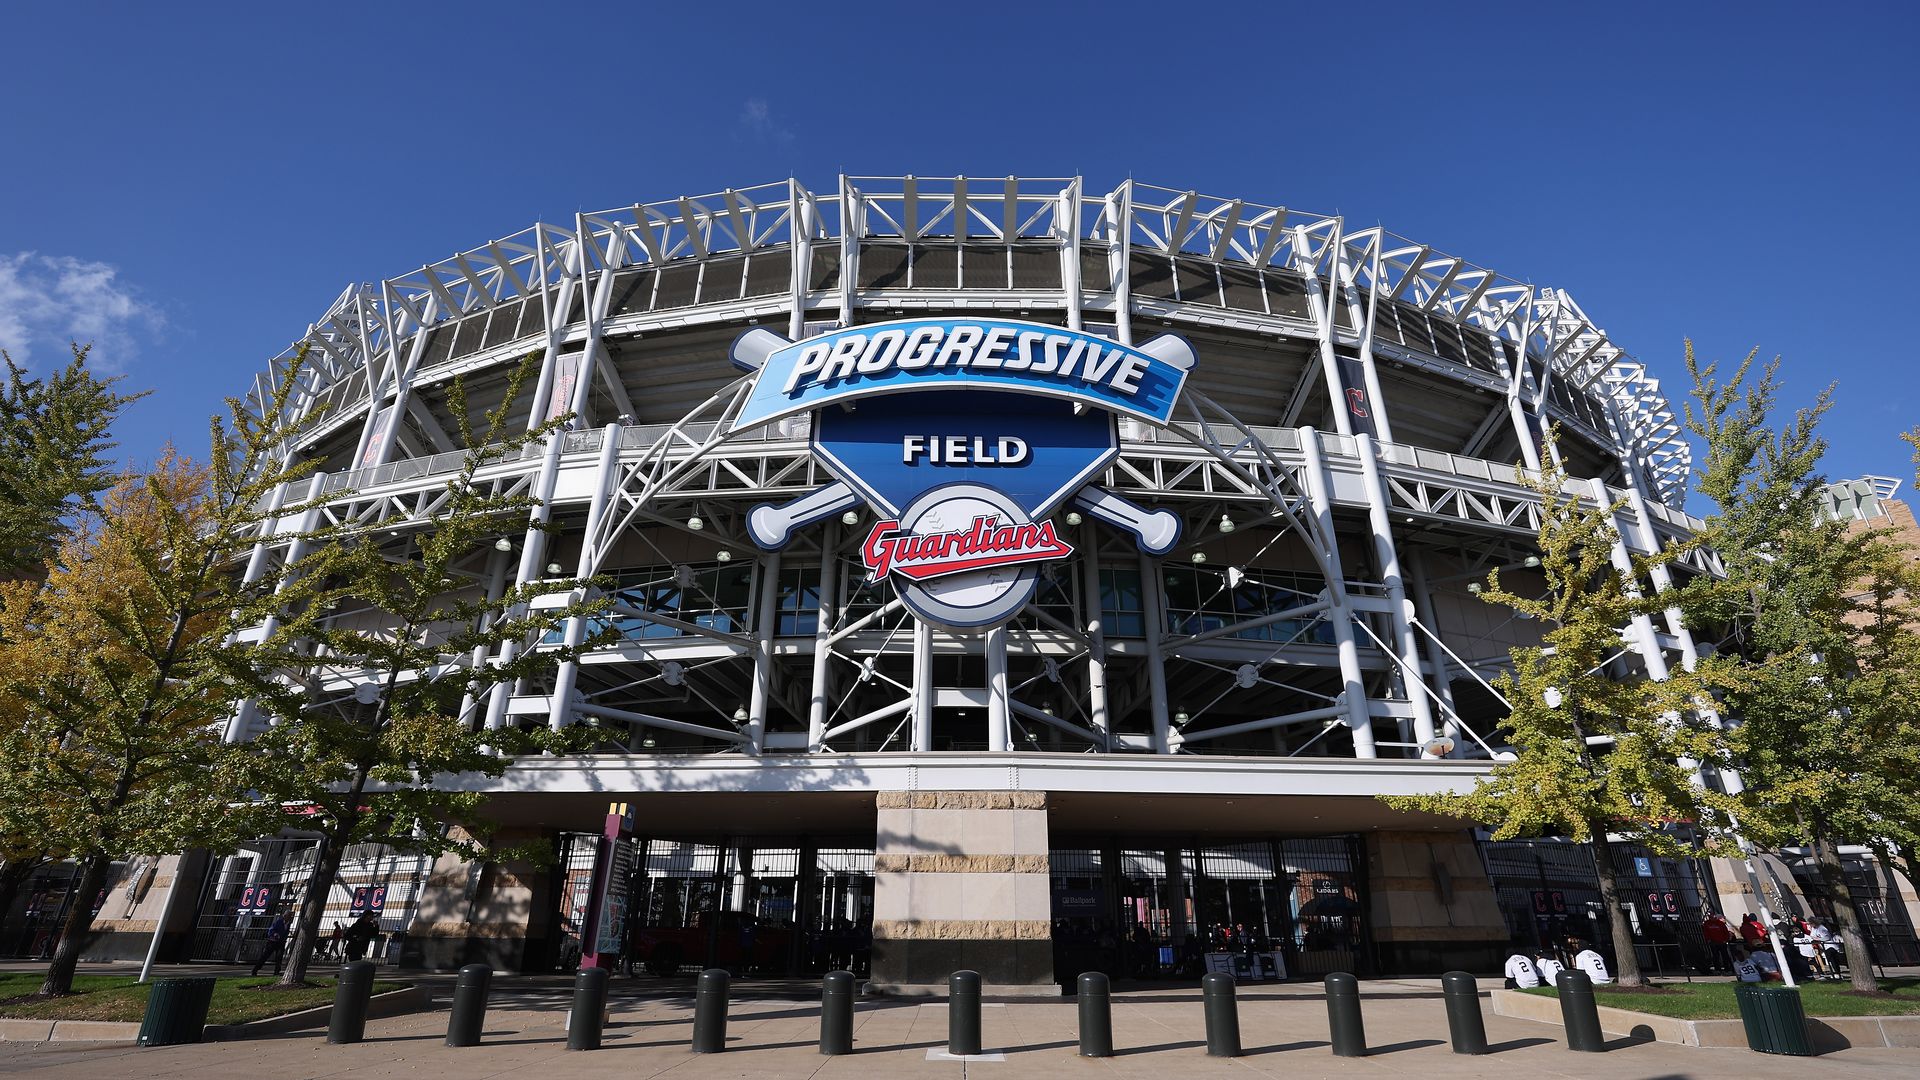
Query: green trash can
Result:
<box><xmin>1733</xmin><ymin>983</ymin><xmax>1814</xmax><ymax>1056</ymax></box>
<box><xmin>138</xmin><ymin>976</ymin><xmax>217</xmax><ymax>1047</ymax></box>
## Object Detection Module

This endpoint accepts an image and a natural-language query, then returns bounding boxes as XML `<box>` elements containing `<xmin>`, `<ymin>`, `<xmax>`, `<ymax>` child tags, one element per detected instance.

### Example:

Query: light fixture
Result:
<box><xmin>716</xmin><ymin>550</ymin><xmax>733</xmax><ymax>562</ymax></box>
<box><xmin>1064</xmin><ymin>511</ymin><xmax>1083</xmax><ymax>527</ymax></box>
<box><xmin>1191</xmin><ymin>551</ymin><xmax>1208</xmax><ymax>564</ymax></box>
<box><xmin>1466</xmin><ymin>582</ymin><xmax>1482</xmax><ymax>594</ymax></box>
<box><xmin>1218</xmin><ymin>513</ymin><xmax>1235</xmax><ymax>534</ymax></box>
<box><xmin>1523</xmin><ymin>555</ymin><xmax>1541</xmax><ymax>568</ymax></box>
<box><xmin>1542</xmin><ymin>687</ymin><xmax>1564</xmax><ymax>709</ymax></box>
<box><xmin>546</xmin><ymin>562</ymin><xmax>563</xmax><ymax>575</ymax></box>
<box><xmin>494</xmin><ymin>537</ymin><xmax>513</xmax><ymax>552</ymax></box>
<box><xmin>1173</xmin><ymin>707</ymin><xmax>1190</xmax><ymax>727</ymax></box>
<box><xmin>1025</xmin><ymin>730</ymin><xmax>1039</xmax><ymax>742</ymax></box>
<box><xmin>1042</xmin><ymin>703</ymin><xmax>1054</xmax><ymax>715</ymax></box>
<box><xmin>1421</xmin><ymin>736</ymin><xmax>1456</xmax><ymax>758</ymax></box>
<box><xmin>1403</xmin><ymin>516</ymin><xmax>1415</xmax><ymax>524</ymax></box>
<box><xmin>352</xmin><ymin>683</ymin><xmax>381</xmax><ymax>705</ymax></box>
<box><xmin>733</xmin><ymin>705</ymin><xmax>749</xmax><ymax>723</ymax></box>
<box><xmin>642</xmin><ymin>735</ymin><xmax>657</xmax><ymax>748</ymax></box>
<box><xmin>687</xmin><ymin>515</ymin><xmax>704</xmax><ymax>531</ymax></box>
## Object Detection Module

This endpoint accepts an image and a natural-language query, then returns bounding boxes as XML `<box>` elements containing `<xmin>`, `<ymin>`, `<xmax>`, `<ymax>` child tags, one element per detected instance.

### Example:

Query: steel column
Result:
<box><xmin>806</xmin><ymin>529</ymin><xmax>840</xmax><ymax>751</ymax></box>
<box><xmin>745</xmin><ymin>552</ymin><xmax>782</xmax><ymax>753</ymax></box>
<box><xmin>1139</xmin><ymin>553</ymin><xmax>1172</xmax><ymax>754</ymax></box>
<box><xmin>910</xmin><ymin>619</ymin><xmax>934</xmax><ymax>751</ymax></box>
<box><xmin>1355</xmin><ymin>434</ymin><xmax>1438</xmax><ymax>751</ymax></box>
<box><xmin>1079</xmin><ymin>536</ymin><xmax>1111</xmax><ymax>748</ymax></box>
<box><xmin>985</xmin><ymin>625</ymin><xmax>1011</xmax><ymax>752</ymax></box>
<box><xmin>1299</xmin><ymin>428</ymin><xmax>1376</xmax><ymax>757</ymax></box>
<box><xmin>549</xmin><ymin>424</ymin><xmax>624</xmax><ymax>730</ymax></box>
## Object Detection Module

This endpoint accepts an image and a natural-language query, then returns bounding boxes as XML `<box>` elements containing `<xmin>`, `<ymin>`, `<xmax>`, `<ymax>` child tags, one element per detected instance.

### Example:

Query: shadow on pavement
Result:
<box><xmin>1367</xmin><ymin>1038</ymin><xmax>1445</xmax><ymax>1054</ymax></box>
<box><xmin>1244</xmin><ymin>1039</ymin><xmax>1329</xmax><ymax>1055</ymax></box>
<box><xmin>1115</xmin><ymin>1040</ymin><xmax>1208</xmax><ymax>1056</ymax></box>
<box><xmin>1484</xmin><ymin>1037</ymin><xmax>1554</xmax><ymax>1053</ymax></box>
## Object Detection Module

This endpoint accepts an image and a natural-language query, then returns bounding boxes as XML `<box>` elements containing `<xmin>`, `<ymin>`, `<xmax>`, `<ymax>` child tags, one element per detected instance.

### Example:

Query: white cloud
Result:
<box><xmin>738</xmin><ymin>98</ymin><xmax>794</xmax><ymax>145</ymax></box>
<box><xmin>0</xmin><ymin>252</ymin><xmax>163</xmax><ymax>373</ymax></box>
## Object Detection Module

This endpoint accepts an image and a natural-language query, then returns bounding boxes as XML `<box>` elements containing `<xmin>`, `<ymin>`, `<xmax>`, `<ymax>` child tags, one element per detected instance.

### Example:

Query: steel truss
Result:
<box><xmin>226</xmin><ymin>176</ymin><xmax>1710</xmax><ymax>762</ymax></box>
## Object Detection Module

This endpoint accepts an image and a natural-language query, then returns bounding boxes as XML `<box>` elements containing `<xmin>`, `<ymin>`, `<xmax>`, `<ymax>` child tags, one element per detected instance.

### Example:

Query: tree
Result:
<box><xmin>253</xmin><ymin>357</ymin><xmax>607</xmax><ymax>987</ymax></box>
<box><xmin>1682</xmin><ymin>344</ymin><xmax>1916</xmax><ymax>991</ymax></box>
<box><xmin>1383</xmin><ymin>446</ymin><xmax>1741</xmax><ymax>987</ymax></box>
<box><xmin>0</xmin><ymin>345</ymin><xmax>145</xmax><ymax>578</ymax></box>
<box><xmin>0</xmin><ymin>352</ymin><xmax>336</xmax><ymax>995</ymax></box>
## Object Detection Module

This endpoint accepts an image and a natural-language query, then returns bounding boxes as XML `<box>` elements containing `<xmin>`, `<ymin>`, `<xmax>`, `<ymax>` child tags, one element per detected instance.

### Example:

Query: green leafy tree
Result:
<box><xmin>0</xmin><ymin>345</ymin><xmax>145</xmax><ymax>578</ymax></box>
<box><xmin>1682</xmin><ymin>344</ymin><xmax>1915</xmax><ymax>991</ymax></box>
<box><xmin>0</xmin><ymin>352</ymin><xmax>338</xmax><ymax>996</ymax></box>
<box><xmin>253</xmin><ymin>357</ymin><xmax>608</xmax><ymax>987</ymax></box>
<box><xmin>1384</xmin><ymin>447</ymin><xmax>1741</xmax><ymax>987</ymax></box>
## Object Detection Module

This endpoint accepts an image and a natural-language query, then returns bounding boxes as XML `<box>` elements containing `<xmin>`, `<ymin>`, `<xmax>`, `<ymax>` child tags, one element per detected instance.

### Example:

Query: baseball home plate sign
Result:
<box><xmin>730</xmin><ymin>318</ymin><xmax>1195</xmax><ymax>628</ymax></box>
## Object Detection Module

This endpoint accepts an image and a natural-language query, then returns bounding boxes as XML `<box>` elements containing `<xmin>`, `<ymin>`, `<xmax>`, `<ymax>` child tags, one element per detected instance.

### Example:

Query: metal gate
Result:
<box><xmin>1480</xmin><ymin>837</ymin><xmax>1715</xmax><ymax>978</ymax></box>
<box><xmin>1790</xmin><ymin>854</ymin><xmax>1920</xmax><ymax>966</ymax></box>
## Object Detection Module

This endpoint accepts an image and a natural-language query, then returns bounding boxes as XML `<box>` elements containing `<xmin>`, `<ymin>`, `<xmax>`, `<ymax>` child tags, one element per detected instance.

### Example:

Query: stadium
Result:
<box><xmin>37</xmin><ymin>176</ymin><xmax>1769</xmax><ymax>989</ymax></box>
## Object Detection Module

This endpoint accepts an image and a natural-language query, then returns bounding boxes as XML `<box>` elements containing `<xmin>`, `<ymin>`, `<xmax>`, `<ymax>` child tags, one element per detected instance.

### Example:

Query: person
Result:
<box><xmin>251</xmin><ymin>910</ymin><xmax>290</xmax><ymax>977</ymax></box>
<box><xmin>1751</xmin><ymin>945</ymin><xmax>1782</xmax><ymax>981</ymax></box>
<box><xmin>344</xmin><ymin>911</ymin><xmax>379</xmax><ymax>962</ymax></box>
<box><xmin>327</xmin><ymin>921</ymin><xmax>346</xmax><ymax>961</ymax></box>
<box><xmin>1739</xmin><ymin>913</ymin><xmax>1767</xmax><ymax>949</ymax></box>
<box><xmin>1504</xmin><ymin>950</ymin><xmax>1542</xmax><ymax>989</ymax></box>
<box><xmin>1572</xmin><ymin>940</ymin><xmax>1612</xmax><ymax>985</ymax></box>
<box><xmin>1535</xmin><ymin>950</ymin><xmax>1565</xmax><ymax>985</ymax></box>
<box><xmin>1702</xmin><ymin>912</ymin><xmax>1735</xmax><ymax>973</ymax></box>
<box><xmin>1731</xmin><ymin>946</ymin><xmax>1762</xmax><ymax>983</ymax></box>
<box><xmin>1809</xmin><ymin>921</ymin><xmax>1840</xmax><ymax>979</ymax></box>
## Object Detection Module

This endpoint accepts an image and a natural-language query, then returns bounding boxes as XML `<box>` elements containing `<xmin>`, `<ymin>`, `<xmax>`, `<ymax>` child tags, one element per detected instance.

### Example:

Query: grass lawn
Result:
<box><xmin>1520</xmin><ymin>978</ymin><xmax>1920</xmax><ymax>1020</ymax></box>
<box><xmin>0</xmin><ymin>974</ymin><xmax>405</xmax><ymax>1026</ymax></box>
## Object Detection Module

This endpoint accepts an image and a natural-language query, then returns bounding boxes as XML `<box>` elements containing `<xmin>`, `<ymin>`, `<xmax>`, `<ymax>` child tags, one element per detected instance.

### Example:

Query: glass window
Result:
<box><xmin>1099</xmin><ymin>567</ymin><xmax>1144</xmax><ymax>638</ymax></box>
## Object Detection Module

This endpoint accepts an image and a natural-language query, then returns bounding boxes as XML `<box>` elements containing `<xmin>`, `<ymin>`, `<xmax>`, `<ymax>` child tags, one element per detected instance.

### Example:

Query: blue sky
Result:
<box><xmin>2</xmin><ymin>1</ymin><xmax>1915</xmax><ymax>508</ymax></box>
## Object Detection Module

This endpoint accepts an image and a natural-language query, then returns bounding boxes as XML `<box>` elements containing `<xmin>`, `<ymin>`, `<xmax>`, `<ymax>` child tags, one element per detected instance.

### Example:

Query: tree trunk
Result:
<box><xmin>277</xmin><ymin>831</ymin><xmax>347</xmax><ymax>988</ymax></box>
<box><xmin>1590</xmin><ymin>831</ymin><xmax>1644</xmax><ymax>987</ymax></box>
<box><xmin>1810</xmin><ymin>830</ymin><xmax>1878</xmax><ymax>991</ymax></box>
<box><xmin>38</xmin><ymin>852</ymin><xmax>112</xmax><ymax>996</ymax></box>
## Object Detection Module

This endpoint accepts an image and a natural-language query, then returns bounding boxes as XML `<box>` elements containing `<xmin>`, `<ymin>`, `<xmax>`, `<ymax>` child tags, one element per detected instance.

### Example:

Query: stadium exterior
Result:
<box><xmin>35</xmin><ymin>176</ymin><xmax>1790</xmax><ymax>989</ymax></box>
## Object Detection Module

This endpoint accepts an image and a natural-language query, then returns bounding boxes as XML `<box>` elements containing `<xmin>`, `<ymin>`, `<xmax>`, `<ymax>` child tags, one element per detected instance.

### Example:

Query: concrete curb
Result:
<box><xmin>1491</xmin><ymin>987</ymin><xmax>1920</xmax><ymax>1050</ymax></box>
<box><xmin>203</xmin><ymin>985</ymin><xmax>429</xmax><ymax>1041</ymax></box>
<box><xmin>0</xmin><ymin>985</ymin><xmax>426</xmax><ymax>1045</ymax></box>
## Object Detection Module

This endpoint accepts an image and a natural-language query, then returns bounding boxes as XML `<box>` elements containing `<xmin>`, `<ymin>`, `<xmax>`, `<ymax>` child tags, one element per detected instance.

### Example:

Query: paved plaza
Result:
<box><xmin>2</xmin><ymin>971</ymin><xmax>1917</xmax><ymax>1079</ymax></box>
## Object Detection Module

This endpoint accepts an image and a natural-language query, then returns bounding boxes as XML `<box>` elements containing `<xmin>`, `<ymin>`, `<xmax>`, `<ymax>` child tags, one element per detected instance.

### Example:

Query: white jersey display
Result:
<box><xmin>1574</xmin><ymin>948</ymin><xmax>1611</xmax><ymax>984</ymax></box>
<box><xmin>1505</xmin><ymin>953</ymin><xmax>1541</xmax><ymax>988</ymax></box>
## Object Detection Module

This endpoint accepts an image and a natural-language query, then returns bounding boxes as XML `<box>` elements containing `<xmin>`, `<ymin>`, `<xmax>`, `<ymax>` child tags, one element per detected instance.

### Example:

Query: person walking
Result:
<box><xmin>344</xmin><ymin>911</ymin><xmax>379</xmax><ymax>962</ymax></box>
<box><xmin>1702</xmin><ymin>912</ymin><xmax>1734</xmax><ymax>973</ymax></box>
<box><xmin>251</xmin><ymin>910</ymin><xmax>290</xmax><ymax>977</ymax></box>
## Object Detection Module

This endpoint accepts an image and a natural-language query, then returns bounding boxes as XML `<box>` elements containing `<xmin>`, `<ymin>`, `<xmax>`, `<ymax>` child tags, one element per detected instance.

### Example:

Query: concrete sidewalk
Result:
<box><xmin>1</xmin><ymin>978</ymin><xmax>1915</xmax><ymax>1078</ymax></box>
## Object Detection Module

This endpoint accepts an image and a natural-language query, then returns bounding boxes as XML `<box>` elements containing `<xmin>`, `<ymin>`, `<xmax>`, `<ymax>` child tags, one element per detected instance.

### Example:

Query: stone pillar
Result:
<box><xmin>869</xmin><ymin>791</ymin><xmax>1054</xmax><ymax>995</ymax></box>
<box><xmin>404</xmin><ymin>827</ymin><xmax>548</xmax><ymax>972</ymax></box>
<box><xmin>1364</xmin><ymin>830</ymin><xmax>1510</xmax><ymax>975</ymax></box>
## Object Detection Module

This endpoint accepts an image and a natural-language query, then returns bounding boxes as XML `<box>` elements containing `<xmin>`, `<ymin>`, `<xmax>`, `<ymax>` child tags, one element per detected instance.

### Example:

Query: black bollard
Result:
<box><xmin>1555</xmin><ymin>970</ymin><xmax>1605</xmax><ymax>1052</ymax></box>
<box><xmin>1201</xmin><ymin>971</ymin><xmax>1241</xmax><ymax>1057</ymax></box>
<box><xmin>819</xmin><ymin>970</ymin><xmax>854</xmax><ymax>1055</ymax></box>
<box><xmin>567</xmin><ymin>967</ymin><xmax>609</xmax><ymax>1051</ymax></box>
<box><xmin>326</xmin><ymin>961</ymin><xmax>378</xmax><ymax>1044</ymax></box>
<box><xmin>445</xmin><ymin>963</ymin><xmax>493</xmax><ymax>1047</ymax></box>
<box><xmin>1440</xmin><ymin>970</ymin><xmax>1487</xmax><ymax>1055</ymax></box>
<box><xmin>691</xmin><ymin>968</ymin><xmax>730</xmax><ymax>1053</ymax></box>
<box><xmin>1325</xmin><ymin>971</ymin><xmax>1367</xmax><ymax>1057</ymax></box>
<box><xmin>1077</xmin><ymin>972</ymin><xmax>1113</xmax><ymax>1057</ymax></box>
<box><xmin>948</xmin><ymin>970</ymin><xmax>982</xmax><ymax>1056</ymax></box>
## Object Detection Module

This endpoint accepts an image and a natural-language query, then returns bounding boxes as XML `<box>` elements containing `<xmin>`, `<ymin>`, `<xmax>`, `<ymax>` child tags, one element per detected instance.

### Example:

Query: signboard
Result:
<box><xmin>348</xmin><ymin>885</ymin><xmax>388</xmax><ymax>915</ymax></box>
<box><xmin>732</xmin><ymin>318</ymin><xmax>1196</xmax><ymax>629</ymax></box>
<box><xmin>1052</xmin><ymin>888</ymin><xmax>1103</xmax><ymax>916</ymax></box>
<box><xmin>1645</xmin><ymin>890</ymin><xmax>1680</xmax><ymax>916</ymax></box>
<box><xmin>1530</xmin><ymin>889</ymin><xmax>1568</xmax><ymax>916</ymax></box>
<box><xmin>236</xmin><ymin>885</ymin><xmax>276</xmax><ymax>915</ymax></box>
<box><xmin>1633</xmin><ymin>857</ymin><xmax>1653</xmax><ymax>878</ymax></box>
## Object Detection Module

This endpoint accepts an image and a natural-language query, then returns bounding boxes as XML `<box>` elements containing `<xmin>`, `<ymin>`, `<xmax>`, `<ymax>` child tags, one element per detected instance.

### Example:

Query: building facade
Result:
<box><xmin>11</xmin><ymin>176</ymin><xmax>1781</xmax><ymax>987</ymax></box>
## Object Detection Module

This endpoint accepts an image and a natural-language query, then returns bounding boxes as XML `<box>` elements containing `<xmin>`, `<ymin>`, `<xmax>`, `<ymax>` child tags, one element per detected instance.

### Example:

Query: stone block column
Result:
<box><xmin>868</xmin><ymin>791</ymin><xmax>1054</xmax><ymax>995</ymax></box>
<box><xmin>1365</xmin><ymin>829</ymin><xmax>1510</xmax><ymax>974</ymax></box>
